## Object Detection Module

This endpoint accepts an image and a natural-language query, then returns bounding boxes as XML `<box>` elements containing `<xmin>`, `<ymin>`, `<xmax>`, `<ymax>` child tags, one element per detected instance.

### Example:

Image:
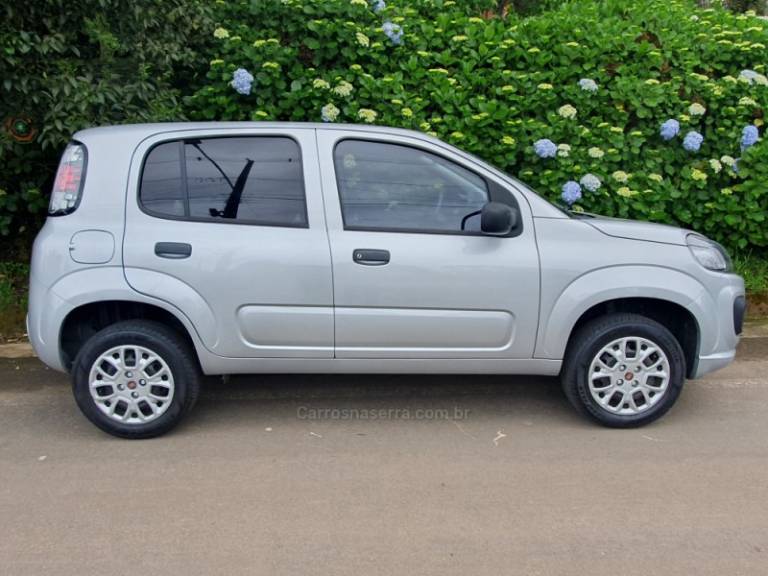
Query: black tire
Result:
<box><xmin>72</xmin><ymin>320</ymin><xmax>201</xmax><ymax>439</ymax></box>
<box><xmin>561</xmin><ymin>313</ymin><xmax>685</xmax><ymax>428</ymax></box>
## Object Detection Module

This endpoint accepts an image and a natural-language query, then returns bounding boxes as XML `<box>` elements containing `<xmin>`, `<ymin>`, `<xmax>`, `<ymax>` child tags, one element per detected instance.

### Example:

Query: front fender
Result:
<box><xmin>535</xmin><ymin>265</ymin><xmax>711</xmax><ymax>359</ymax></box>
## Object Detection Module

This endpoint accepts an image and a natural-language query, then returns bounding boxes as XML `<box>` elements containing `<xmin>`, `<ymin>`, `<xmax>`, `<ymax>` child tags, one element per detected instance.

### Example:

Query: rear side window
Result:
<box><xmin>334</xmin><ymin>139</ymin><xmax>489</xmax><ymax>233</ymax></box>
<box><xmin>140</xmin><ymin>136</ymin><xmax>307</xmax><ymax>227</ymax></box>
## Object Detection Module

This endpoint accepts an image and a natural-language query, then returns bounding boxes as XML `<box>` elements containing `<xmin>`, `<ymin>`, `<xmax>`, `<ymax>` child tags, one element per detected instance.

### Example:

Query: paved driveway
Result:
<box><xmin>1</xmin><ymin>338</ymin><xmax>767</xmax><ymax>575</ymax></box>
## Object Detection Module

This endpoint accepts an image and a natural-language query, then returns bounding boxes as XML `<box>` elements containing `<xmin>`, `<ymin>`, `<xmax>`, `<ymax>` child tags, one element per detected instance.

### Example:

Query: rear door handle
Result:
<box><xmin>353</xmin><ymin>249</ymin><xmax>390</xmax><ymax>266</ymax></box>
<box><xmin>155</xmin><ymin>242</ymin><xmax>192</xmax><ymax>259</ymax></box>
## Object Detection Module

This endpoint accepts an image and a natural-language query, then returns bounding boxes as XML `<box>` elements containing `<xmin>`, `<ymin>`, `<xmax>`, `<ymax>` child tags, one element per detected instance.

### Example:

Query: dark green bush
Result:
<box><xmin>1</xmin><ymin>0</ymin><xmax>767</xmax><ymax>257</ymax></box>
<box><xmin>723</xmin><ymin>0</ymin><xmax>767</xmax><ymax>14</ymax></box>
<box><xmin>188</xmin><ymin>0</ymin><xmax>768</xmax><ymax>253</ymax></box>
<box><xmin>0</xmin><ymin>0</ymin><xmax>213</xmax><ymax>257</ymax></box>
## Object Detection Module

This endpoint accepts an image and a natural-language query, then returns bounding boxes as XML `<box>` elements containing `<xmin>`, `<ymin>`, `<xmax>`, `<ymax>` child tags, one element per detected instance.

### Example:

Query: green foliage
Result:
<box><xmin>0</xmin><ymin>261</ymin><xmax>28</xmax><ymax>308</ymax></box>
<box><xmin>0</xmin><ymin>261</ymin><xmax>29</xmax><ymax>340</ymax></box>
<box><xmin>188</xmin><ymin>0</ymin><xmax>768</xmax><ymax>254</ymax></box>
<box><xmin>734</xmin><ymin>253</ymin><xmax>768</xmax><ymax>293</ymax></box>
<box><xmin>0</xmin><ymin>0</ymin><xmax>213</xmax><ymax>254</ymax></box>
<box><xmin>722</xmin><ymin>0</ymin><xmax>767</xmax><ymax>14</ymax></box>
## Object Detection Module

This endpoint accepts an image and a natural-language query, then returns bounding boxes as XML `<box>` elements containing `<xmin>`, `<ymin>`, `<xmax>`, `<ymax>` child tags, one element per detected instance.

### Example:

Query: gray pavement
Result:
<box><xmin>1</xmin><ymin>338</ymin><xmax>767</xmax><ymax>575</ymax></box>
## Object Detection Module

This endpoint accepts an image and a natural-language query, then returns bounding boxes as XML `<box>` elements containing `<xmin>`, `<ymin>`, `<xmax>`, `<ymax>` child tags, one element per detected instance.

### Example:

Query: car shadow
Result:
<box><xmin>185</xmin><ymin>373</ymin><xmax>581</xmax><ymax>433</ymax></box>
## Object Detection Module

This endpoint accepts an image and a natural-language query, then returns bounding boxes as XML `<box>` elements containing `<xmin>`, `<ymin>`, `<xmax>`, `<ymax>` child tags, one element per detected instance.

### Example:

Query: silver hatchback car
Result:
<box><xmin>29</xmin><ymin>123</ymin><xmax>745</xmax><ymax>438</ymax></box>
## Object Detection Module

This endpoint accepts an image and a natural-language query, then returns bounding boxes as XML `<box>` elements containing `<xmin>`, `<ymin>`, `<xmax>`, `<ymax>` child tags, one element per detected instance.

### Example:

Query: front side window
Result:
<box><xmin>334</xmin><ymin>140</ymin><xmax>489</xmax><ymax>233</ymax></box>
<box><xmin>140</xmin><ymin>136</ymin><xmax>307</xmax><ymax>227</ymax></box>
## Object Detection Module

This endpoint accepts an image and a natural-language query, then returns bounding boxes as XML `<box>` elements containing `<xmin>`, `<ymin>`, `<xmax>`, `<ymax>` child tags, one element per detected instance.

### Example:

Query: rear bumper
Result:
<box><xmin>27</xmin><ymin>277</ymin><xmax>72</xmax><ymax>373</ymax></box>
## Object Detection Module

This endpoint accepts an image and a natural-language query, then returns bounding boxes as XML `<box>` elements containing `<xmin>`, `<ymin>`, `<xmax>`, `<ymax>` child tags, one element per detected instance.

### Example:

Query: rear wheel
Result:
<box><xmin>72</xmin><ymin>320</ymin><xmax>200</xmax><ymax>439</ymax></box>
<box><xmin>561</xmin><ymin>313</ymin><xmax>686</xmax><ymax>427</ymax></box>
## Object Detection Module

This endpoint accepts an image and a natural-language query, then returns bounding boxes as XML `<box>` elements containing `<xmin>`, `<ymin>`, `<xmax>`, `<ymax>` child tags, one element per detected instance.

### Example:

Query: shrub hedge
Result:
<box><xmin>1</xmin><ymin>0</ymin><xmax>767</xmax><ymax>257</ymax></box>
<box><xmin>189</xmin><ymin>0</ymin><xmax>768</xmax><ymax>253</ymax></box>
<box><xmin>0</xmin><ymin>0</ymin><xmax>213</xmax><ymax>256</ymax></box>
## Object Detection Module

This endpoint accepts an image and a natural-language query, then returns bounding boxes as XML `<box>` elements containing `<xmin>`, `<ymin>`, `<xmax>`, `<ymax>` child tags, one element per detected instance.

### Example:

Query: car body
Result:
<box><xmin>28</xmin><ymin>122</ymin><xmax>746</xmax><ymax>437</ymax></box>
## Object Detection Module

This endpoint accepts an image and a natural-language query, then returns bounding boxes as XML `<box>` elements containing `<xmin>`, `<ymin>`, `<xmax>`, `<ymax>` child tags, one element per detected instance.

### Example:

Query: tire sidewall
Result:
<box><xmin>572</xmin><ymin>320</ymin><xmax>685</xmax><ymax>427</ymax></box>
<box><xmin>73</xmin><ymin>326</ymin><xmax>194</xmax><ymax>438</ymax></box>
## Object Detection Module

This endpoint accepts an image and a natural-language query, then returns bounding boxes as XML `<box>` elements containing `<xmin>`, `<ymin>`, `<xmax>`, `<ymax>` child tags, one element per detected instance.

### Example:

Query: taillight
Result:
<box><xmin>49</xmin><ymin>142</ymin><xmax>87</xmax><ymax>216</ymax></box>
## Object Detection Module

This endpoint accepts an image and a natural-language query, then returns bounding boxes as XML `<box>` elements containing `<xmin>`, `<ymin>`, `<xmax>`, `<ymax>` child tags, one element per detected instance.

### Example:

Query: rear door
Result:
<box><xmin>123</xmin><ymin>127</ymin><xmax>334</xmax><ymax>358</ymax></box>
<box><xmin>317</xmin><ymin>129</ymin><xmax>540</xmax><ymax>359</ymax></box>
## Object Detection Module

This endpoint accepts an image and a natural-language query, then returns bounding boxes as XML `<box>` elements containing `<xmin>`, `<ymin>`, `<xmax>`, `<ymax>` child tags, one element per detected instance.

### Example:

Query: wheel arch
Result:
<box><xmin>537</xmin><ymin>266</ymin><xmax>708</xmax><ymax>378</ymax></box>
<box><xmin>59</xmin><ymin>299</ymin><xmax>203</xmax><ymax>372</ymax></box>
<box><xmin>563</xmin><ymin>298</ymin><xmax>700</xmax><ymax>378</ymax></box>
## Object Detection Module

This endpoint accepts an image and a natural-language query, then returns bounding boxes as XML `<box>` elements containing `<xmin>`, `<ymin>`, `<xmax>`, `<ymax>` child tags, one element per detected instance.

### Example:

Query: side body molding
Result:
<box><xmin>535</xmin><ymin>265</ymin><xmax>708</xmax><ymax>360</ymax></box>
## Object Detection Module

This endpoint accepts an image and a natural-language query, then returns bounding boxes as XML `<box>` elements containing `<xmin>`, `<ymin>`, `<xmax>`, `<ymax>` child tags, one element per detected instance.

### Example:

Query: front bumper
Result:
<box><xmin>690</xmin><ymin>276</ymin><xmax>745</xmax><ymax>379</ymax></box>
<box><xmin>694</xmin><ymin>349</ymin><xmax>737</xmax><ymax>378</ymax></box>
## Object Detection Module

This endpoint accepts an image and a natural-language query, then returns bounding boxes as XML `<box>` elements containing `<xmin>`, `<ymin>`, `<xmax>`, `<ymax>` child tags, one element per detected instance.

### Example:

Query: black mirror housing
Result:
<box><xmin>481</xmin><ymin>202</ymin><xmax>517</xmax><ymax>236</ymax></box>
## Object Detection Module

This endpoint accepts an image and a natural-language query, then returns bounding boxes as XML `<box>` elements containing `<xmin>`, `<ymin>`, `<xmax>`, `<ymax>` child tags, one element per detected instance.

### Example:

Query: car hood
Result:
<box><xmin>581</xmin><ymin>214</ymin><xmax>687</xmax><ymax>246</ymax></box>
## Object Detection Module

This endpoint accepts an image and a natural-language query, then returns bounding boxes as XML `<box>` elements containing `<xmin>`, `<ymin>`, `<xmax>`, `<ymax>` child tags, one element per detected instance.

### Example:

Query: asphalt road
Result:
<box><xmin>1</xmin><ymin>339</ymin><xmax>767</xmax><ymax>576</ymax></box>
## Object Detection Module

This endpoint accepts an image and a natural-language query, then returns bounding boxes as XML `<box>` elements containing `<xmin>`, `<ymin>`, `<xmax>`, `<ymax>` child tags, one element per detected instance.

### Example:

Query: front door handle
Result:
<box><xmin>155</xmin><ymin>242</ymin><xmax>192</xmax><ymax>259</ymax></box>
<box><xmin>353</xmin><ymin>249</ymin><xmax>390</xmax><ymax>266</ymax></box>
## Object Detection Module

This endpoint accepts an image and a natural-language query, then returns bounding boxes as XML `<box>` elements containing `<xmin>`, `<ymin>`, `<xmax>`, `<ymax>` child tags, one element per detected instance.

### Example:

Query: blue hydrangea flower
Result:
<box><xmin>660</xmin><ymin>119</ymin><xmax>680</xmax><ymax>141</ymax></box>
<box><xmin>741</xmin><ymin>125</ymin><xmax>759</xmax><ymax>150</ymax></box>
<box><xmin>533</xmin><ymin>138</ymin><xmax>557</xmax><ymax>159</ymax></box>
<box><xmin>230</xmin><ymin>68</ymin><xmax>254</xmax><ymax>95</ymax></box>
<box><xmin>382</xmin><ymin>21</ymin><xmax>403</xmax><ymax>45</ymax></box>
<box><xmin>561</xmin><ymin>181</ymin><xmax>582</xmax><ymax>205</ymax></box>
<box><xmin>578</xmin><ymin>78</ymin><xmax>598</xmax><ymax>93</ymax></box>
<box><xmin>683</xmin><ymin>131</ymin><xmax>703</xmax><ymax>152</ymax></box>
<box><xmin>579</xmin><ymin>173</ymin><xmax>601</xmax><ymax>192</ymax></box>
<box><xmin>371</xmin><ymin>0</ymin><xmax>386</xmax><ymax>12</ymax></box>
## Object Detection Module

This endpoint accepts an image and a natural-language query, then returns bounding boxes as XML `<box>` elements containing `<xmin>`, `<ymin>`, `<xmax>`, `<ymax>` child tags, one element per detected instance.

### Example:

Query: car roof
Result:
<box><xmin>73</xmin><ymin>121</ymin><xmax>433</xmax><ymax>142</ymax></box>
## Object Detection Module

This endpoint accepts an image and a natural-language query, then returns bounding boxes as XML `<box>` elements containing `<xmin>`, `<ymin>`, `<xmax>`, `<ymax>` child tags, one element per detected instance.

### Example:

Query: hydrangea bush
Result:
<box><xmin>188</xmin><ymin>0</ymin><xmax>768</xmax><ymax>252</ymax></box>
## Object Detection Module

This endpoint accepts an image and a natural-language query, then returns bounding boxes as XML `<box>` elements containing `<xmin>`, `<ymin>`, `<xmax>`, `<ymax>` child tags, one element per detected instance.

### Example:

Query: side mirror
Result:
<box><xmin>481</xmin><ymin>202</ymin><xmax>518</xmax><ymax>236</ymax></box>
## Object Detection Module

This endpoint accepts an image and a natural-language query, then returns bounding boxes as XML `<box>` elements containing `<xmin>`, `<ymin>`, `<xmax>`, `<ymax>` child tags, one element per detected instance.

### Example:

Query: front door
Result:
<box><xmin>316</xmin><ymin>130</ymin><xmax>540</xmax><ymax>359</ymax></box>
<box><xmin>123</xmin><ymin>128</ymin><xmax>334</xmax><ymax>358</ymax></box>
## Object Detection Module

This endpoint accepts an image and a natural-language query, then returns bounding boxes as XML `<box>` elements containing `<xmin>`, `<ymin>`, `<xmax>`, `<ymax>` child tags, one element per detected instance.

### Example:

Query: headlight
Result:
<box><xmin>686</xmin><ymin>233</ymin><xmax>732</xmax><ymax>272</ymax></box>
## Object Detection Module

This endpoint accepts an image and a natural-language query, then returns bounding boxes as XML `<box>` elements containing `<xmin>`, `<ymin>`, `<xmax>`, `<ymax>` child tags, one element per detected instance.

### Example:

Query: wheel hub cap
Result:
<box><xmin>588</xmin><ymin>336</ymin><xmax>671</xmax><ymax>416</ymax></box>
<box><xmin>88</xmin><ymin>345</ymin><xmax>175</xmax><ymax>425</ymax></box>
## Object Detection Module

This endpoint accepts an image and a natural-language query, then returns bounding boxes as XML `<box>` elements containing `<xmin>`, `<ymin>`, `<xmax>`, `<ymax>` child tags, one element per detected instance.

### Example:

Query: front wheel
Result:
<box><xmin>561</xmin><ymin>313</ymin><xmax>686</xmax><ymax>428</ymax></box>
<box><xmin>72</xmin><ymin>321</ymin><xmax>201</xmax><ymax>439</ymax></box>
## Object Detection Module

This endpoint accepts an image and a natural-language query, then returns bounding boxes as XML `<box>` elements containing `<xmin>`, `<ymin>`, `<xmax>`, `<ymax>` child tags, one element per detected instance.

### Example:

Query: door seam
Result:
<box><xmin>313</xmin><ymin>128</ymin><xmax>338</xmax><ymax>359</ymax></box>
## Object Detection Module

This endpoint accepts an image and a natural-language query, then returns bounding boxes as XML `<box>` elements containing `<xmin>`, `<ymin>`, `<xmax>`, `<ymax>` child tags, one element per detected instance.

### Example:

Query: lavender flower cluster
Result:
<box><xmin>230</xmin><ymin>68</ymin><xmax>254</xmax><ymax>95</ymax></box>
<box><xmin>382</xmin><ymin>21</ymin><xmax>403</xmax><ymax>45</ymax></box>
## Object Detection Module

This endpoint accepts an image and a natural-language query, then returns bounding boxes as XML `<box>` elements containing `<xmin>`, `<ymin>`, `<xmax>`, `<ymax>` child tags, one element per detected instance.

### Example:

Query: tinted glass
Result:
<box><xmin>334</xmin><ymin>140</ymin><xmax>488</xmax><ymax>233</ymax></box>
<box><xmin>141</xmin><ymin>137</ymin><xmax>307</xmax><ymax>227</ymax></box>
<box><xmin>140</xmin><ymin>141</ymin><xmax>185</xmax><ymax>217</ymax></box>
<box><xmin>185</xmin><ymin>137</ymin><xmax>306</xmax><ymax>226</ymax></box>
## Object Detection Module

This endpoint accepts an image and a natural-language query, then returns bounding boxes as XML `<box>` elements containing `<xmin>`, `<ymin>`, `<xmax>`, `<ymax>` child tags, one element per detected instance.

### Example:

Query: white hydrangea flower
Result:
<box><xmin>321</xmin><ymin>103</ymin><xmax>340</xmax><ymax>122</ymax></box>
<box><xmin>333</xmin><ymin>81</ymin><xmax>354</xmax><ymax>97</ymax></box>
<box><xmin>558</xmin><ymin>104</ymin><xmax>577</xmax><ymax>119</ymax></box>
<box><xmin>689</xmin><ymin>102</ymin><xmax>706</xmax><ymax>116</ymax></box>
<box><xmin>358</xmin><ymin>108</ymin><xmax>378</xmax><ymax>123</ymax></box>
<box><xmin>612</xmin><ymin>170</ymin><xmax>629</xmax><ymax>183</ymax></box>
<box><xmin>588</xmin><ymin>147</ymin><xmax>604</xmax><ymax>159</ymax></box>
